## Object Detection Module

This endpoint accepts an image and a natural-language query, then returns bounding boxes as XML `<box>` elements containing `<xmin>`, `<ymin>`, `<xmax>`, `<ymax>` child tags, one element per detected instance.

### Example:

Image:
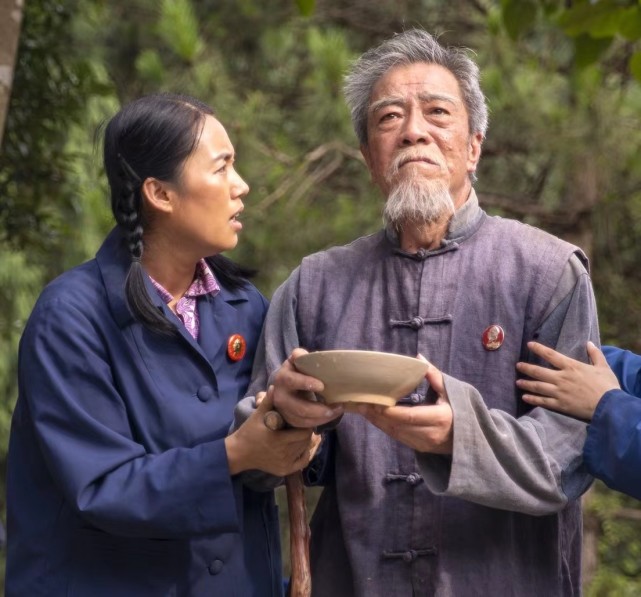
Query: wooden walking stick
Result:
<box><xmin>263</xmin><ymin>409</ymin><xmax>312</xmax><ymax>597</ymax></box>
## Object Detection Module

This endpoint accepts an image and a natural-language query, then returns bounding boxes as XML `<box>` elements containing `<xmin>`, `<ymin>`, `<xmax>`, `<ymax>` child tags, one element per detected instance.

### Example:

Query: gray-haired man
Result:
<box><xmin>248</xmin><ymin>29</ymin><xmax>597</xmax><ymax>596</ymax></box>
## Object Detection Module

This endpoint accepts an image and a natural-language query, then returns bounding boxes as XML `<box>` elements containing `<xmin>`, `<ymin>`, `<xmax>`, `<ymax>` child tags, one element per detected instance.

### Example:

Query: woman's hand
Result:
<box><xmin>516</xmin><ymin>341</ymin><xmax>620</xmax><ymax>420</ymax></box>
<box><xmin>225</xmin><ymin>386</ymin><xmax>321</xmax><ymax>477</ymax></box>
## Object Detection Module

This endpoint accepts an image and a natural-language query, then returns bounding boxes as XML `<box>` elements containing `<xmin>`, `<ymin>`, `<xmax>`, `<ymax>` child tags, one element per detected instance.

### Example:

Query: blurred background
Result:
<box><xmin>1</xmin><ymin>0</ymin><xmax>641</xmax><ymax>594</ymax></box>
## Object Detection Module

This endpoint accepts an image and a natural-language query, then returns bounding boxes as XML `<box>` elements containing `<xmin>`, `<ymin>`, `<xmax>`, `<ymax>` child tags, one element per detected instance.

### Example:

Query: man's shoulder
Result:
<box><xmin>483</xmin><ymin>214</ymin><xmax>585</xmax><ymax>264</ymax></box>
<box><xmin>484</xmin><ymin>215</ymin><xmax>574</xmax><ymax>248</ymax></box>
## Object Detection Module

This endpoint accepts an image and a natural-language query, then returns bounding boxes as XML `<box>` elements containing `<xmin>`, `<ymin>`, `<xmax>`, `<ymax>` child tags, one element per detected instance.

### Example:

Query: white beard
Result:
<box><xmin>383</xmin><ymin>176</ymin><xmax>455</xmax><ymax>231</ymax></box>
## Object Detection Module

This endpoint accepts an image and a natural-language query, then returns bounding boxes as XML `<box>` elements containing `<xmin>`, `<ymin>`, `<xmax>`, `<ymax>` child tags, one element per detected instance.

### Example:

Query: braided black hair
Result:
<box><xmin>103</xmin><ymin>93</ymin><xmax>254</xmax><ymax>334</ymax></box>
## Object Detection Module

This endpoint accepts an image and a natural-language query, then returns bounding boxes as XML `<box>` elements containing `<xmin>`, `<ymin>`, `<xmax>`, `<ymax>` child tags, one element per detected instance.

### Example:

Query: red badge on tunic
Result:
<box><xmin>227</xmin><ymin>334</ymin><xmax>247</xmax><ymax>361</ymax></box>
<box><xmin>482</xmin><ymin>324</ymin><xmax>504</xmax><ymax>351</ymax></box>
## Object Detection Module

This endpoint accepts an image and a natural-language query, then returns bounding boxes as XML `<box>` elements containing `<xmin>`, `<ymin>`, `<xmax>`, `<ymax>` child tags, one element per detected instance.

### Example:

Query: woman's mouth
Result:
<box><xmin>230</xmin><ymin>211</ymin><xmax>243</xmax><ymax>230</ymax></box>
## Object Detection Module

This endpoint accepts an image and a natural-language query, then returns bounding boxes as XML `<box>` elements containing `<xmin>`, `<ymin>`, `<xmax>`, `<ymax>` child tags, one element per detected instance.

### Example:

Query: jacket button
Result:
<box><xmin>410</xmin><ymin>317</ymin><xmax>424</xmax><ymax>330</ymax></box>
<box><xmin>406</xmin><ymin>473</ymin><xmax>422</xmax><ymax>486</ymax></box>
<box><xmin>197</xmin><ymin>385</ymin><xmax>214</xmax><ymax>402</ymax></box>
<box><xmin>208</xmin><ymin>559</ymin><xmax>224</xmax><ymax>575</ymax></box>
<box><xmin>403</xmin><ymin>550</ymin><xmax>417</xmax><ymax>563</ymax></box>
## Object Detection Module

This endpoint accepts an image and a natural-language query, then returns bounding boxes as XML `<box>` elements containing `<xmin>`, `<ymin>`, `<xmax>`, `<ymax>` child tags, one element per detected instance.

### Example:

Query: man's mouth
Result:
<box><xmin>399</xmin><ymin>156</ymin><xmax>438</xmax><ymax>168</ymax></box>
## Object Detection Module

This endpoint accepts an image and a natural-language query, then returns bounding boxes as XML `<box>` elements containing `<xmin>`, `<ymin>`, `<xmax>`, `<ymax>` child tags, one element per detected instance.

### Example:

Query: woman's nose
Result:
<box><xmin>232</xmin><ymin>169</ymin><xmax>250</xmax><ymax>198</ymax></box>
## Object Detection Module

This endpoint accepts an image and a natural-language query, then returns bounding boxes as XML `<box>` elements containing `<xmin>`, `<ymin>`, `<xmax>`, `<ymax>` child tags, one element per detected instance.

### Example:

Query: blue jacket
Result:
<box><xmin>5</xmin><ymin>229</ymin><xmax>281</xmax><ymax>596</ymax></box>
<box><xmin>584</xmin><ymin>345</ymin><xmax>641</xmax><ymax>500</ymax></box>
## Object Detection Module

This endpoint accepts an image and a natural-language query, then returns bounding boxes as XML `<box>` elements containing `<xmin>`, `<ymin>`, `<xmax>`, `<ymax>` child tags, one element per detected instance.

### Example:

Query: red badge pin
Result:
<box><xmin>482</xmin><ymin>324</ymin><xmax>504</xmax><ymax>351</ymax></box>
<box><xmin>227</xmin><ymin>334</ymin><xmax>247</xmax><ymax>362</ymax></box>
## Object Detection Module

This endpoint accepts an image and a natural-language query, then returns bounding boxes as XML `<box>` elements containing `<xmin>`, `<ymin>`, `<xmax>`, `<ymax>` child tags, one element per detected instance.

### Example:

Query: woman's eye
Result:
<box><xmin>216</xmin><ymin>164</ymin><xmax>227</xmax><ymax>174</ymax></box>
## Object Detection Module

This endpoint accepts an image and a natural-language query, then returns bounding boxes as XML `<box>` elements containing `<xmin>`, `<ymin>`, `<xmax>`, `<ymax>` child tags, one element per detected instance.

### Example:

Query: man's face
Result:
<box><xmin>361</xmin><ymin>62</ymin><xmax>482</xmax><ymax>210</ymax></box>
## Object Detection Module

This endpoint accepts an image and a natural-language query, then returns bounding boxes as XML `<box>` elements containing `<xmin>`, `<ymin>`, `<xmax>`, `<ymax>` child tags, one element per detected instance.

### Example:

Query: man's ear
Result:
<box><xmin>360</xmin><ymin>144</ymin><xmax>375</xmax><ymax>182</ymax></box>
<box><xmin>141</xmin><ymin>178</ymin><xmax>174</xmax><ymax>215</ymax></box>
<box><xmin>467</xmin><ymin>132</ymin><xmax>483</xmax><ymax>175</ymax></box>
<box><xmin>360</xmin><ymin>144</ymin><xmax>371</xmax><ymax>167</ymax></box>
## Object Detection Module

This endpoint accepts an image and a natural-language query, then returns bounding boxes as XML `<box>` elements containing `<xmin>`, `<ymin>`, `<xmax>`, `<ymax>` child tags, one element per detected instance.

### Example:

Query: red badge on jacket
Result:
<box><xmin>482</xmin><ymin>325</ymin><xmax>504</xmax><ymax>351</ymax></box>
<box><xmin>227</xmin><ymin>334</ymin><xmax>247</xmax><ymax>361</ymax></box>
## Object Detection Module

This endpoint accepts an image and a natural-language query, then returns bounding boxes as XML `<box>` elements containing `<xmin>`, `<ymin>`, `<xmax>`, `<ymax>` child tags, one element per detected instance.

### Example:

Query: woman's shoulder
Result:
<box><xmin>31</xmin><ymin>259</ymin><xmax>108</xmax><ymax>319</ymax></box>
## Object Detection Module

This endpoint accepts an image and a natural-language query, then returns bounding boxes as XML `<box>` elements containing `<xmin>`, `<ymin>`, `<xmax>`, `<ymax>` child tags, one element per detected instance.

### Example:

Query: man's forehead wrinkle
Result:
<box><xmin>369</xmin><ymin>90</ymin><xmax>459</xmax><ymax>115</ymax></box>
<box><xmin>417</xmin><ymin>91</ymin><xmax>459</xmax><ymax>105</ymax></box>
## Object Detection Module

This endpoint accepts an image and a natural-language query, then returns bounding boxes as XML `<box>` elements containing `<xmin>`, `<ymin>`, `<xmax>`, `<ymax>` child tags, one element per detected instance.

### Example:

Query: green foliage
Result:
<box><xmin>0</xmin><ymin>0</ymin><xmax>106</xmax><ymax>258</ymax></box>
<box><xmin>630</xmin><ymin>50</ymin><xmax>641</xmax><ymax>80</ymax></box>
<box><xmin>586</xmin><ymin>483</ymin><xmax>641</xmax><ymax>596</ymax></box>
<box><xmin>0</xmin><ymin>249</ymin><xmax>44</xmax><ymax>439</ymax></box>
<box><xmin>295</xmin><ymin>0</ymin><xmax>316</xmax><ymax>17</ymax></box>
<box><xmin>157</xmin><ymin>0</ymin><xmax>204</xmax><ymax>62</ymax></box>
<box><xmin>556</xmin><ymin>1</ymin><xmax>638</xmax><ymax>39</ymax></box>
<box><xmin>501</xmin><ymin>0</ymin><xmax>539</xmax><ymax>40</ymax></box>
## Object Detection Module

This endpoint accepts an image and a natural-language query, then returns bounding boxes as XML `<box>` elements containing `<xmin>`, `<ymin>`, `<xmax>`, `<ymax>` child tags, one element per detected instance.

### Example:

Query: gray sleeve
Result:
<box><xmin>246</xmin><ymin>267</ymin><xmax>304</xmax><ymax>398</ymax></box>
<box><xmin>230</xmin><ymin>270</ymin><xmax>303</xmax><ymax>490</ymax></box>
<box><xmin>232</xmin><ymin>267</ymin><xmax>303</xmax><ymax>432</ymax></box>
<box><xmin>418</xmin><ymin>254</ymin><xmax>598</xmax><ymax>515</ymax></box>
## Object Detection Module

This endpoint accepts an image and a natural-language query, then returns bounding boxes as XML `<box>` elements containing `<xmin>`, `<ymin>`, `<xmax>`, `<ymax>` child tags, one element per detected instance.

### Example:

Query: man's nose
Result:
<box><xmin>401</xmin><ymin>110</ymin><xmax>430</xmax><ymax>146</ymax></box>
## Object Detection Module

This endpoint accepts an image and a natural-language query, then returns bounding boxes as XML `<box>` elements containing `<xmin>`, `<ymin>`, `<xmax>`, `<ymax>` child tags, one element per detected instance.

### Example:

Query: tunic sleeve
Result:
<box><xmin>603</xmin><ymin>345</ymin><xmax>641</xmax><ymax>396</ymax></box>
<box><xmin>417</xmin><ymin>255</ymin><xmax>597</xmax><ymax>515</ymax></box>
<box><xmin>19</xmin><ymin>298</ymin><xmax>240</xmax><ymax>538</ymax></box>
<box><xmin>234</xmin><ymin>268</ymin><xmax>336</xmax><ymax>488</ymax></box>
<box><xmin>246</xmin><ymin>267</ymin><xmax>303</xmax><ymax>398</ymax></box>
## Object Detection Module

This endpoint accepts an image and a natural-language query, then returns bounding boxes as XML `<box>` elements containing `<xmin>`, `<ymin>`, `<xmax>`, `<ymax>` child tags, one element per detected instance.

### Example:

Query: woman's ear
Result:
<box><xmin>141</xmin><ymin>178</ymin><xmax>174</xmax><ymax>215</ymax></box>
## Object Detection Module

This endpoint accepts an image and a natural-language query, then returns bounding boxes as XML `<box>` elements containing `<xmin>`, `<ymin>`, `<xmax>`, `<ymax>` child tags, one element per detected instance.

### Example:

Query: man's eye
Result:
<box><xmin>380</xmin><ymin>112</ymin><xmax>400</xmax><ymax>122</ymax></box>
<box><xmin>216</xmin><ymin>165</ymin><xmax>227</xmax><ymax>174</ymax></box>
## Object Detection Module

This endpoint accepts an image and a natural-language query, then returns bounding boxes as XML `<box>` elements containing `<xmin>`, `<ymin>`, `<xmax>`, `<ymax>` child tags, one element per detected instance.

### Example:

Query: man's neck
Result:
<box><xmin>398</xmin><ymin>213</ymin><xmax>452</xmax><ymax>253</ymax></box>
<box><xmin>395</xmin><ymin>182</ymin><xmax>474</xmax><ymax>253</ymax></box>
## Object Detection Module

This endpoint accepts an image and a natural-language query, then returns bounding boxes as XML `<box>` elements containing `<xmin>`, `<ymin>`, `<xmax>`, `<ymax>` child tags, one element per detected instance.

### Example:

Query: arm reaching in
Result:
<box><xmin>516</xmin><ymin>341</ymin><xmax>620</xmax><ymax>420</ymax></box>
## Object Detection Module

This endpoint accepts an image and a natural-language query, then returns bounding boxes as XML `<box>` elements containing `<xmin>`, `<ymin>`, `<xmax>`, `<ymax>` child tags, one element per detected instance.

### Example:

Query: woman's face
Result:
<box><xmin>163</xmin><ymin>115</ymin><xmax>249</xmax><ymax>258</ymax></box>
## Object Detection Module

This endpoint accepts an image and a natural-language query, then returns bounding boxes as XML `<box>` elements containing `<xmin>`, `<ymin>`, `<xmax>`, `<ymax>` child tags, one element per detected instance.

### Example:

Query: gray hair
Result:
<box><xmin>344</xmin><ymin>29</ymin><xmax>489</xmax><ymax>146</ymax></box>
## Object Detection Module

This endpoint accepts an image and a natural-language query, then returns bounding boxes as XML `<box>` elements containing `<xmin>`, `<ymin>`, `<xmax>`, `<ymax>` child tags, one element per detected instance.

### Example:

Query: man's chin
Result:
<box><xmin>383</xmin><ymin>177</ymin><xmax>455</xmax><ymax>229</ymax></box>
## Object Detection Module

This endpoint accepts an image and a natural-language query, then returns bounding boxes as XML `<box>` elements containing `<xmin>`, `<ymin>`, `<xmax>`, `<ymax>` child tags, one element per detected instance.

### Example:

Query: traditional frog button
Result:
<box><xmin>482</xmin><ymin>324</ymin><xmax>504</xmax><ymax>351</ymax></box>
<box><xmin>227</xmin><ymin>334</ymin><xmax>247</xmax><ymax>361</ymax></box>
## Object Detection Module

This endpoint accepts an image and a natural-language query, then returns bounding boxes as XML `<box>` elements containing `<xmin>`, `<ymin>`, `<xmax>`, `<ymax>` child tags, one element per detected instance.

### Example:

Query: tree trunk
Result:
<box><xmin>0</xmin><ymin>0</ymin><xmax>24</xmax><ymax>148</ymax></box>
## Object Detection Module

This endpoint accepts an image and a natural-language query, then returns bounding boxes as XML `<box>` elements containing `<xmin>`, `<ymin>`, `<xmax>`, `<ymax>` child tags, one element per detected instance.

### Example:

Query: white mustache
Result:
<box><xmin>387</xmin><ymin>149</ymin><xmax>445</xmax><ymax>180</ymax></box>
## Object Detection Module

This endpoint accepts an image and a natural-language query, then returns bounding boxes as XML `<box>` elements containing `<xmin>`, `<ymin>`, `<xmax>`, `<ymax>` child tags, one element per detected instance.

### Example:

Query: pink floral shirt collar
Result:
<box><xmin>149</xmin><ymin>259</ymin><xmax>220</xmax><ymax>340</ymax></box>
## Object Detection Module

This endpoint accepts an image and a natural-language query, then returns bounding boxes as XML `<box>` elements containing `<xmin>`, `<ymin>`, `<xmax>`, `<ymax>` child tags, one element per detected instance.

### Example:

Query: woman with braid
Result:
<box><xmin>5</xmin><ymin>94</ymin><xmax>316</xmax><ymax>596</ymax></box>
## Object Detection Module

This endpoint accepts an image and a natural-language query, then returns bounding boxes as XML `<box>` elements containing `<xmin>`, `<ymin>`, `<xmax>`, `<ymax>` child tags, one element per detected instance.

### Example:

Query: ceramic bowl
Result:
<box><xmin>293</xmin><ymin>350</ymin><xmax>429</xmax><ymax>407</ymax></box>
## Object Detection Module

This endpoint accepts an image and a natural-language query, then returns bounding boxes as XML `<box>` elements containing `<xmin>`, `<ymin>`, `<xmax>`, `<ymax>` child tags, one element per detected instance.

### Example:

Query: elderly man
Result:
<box><xmin>247</xmin><ymin>29</ymin><xmax>597</xmax><ymax>596</ymax></box>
